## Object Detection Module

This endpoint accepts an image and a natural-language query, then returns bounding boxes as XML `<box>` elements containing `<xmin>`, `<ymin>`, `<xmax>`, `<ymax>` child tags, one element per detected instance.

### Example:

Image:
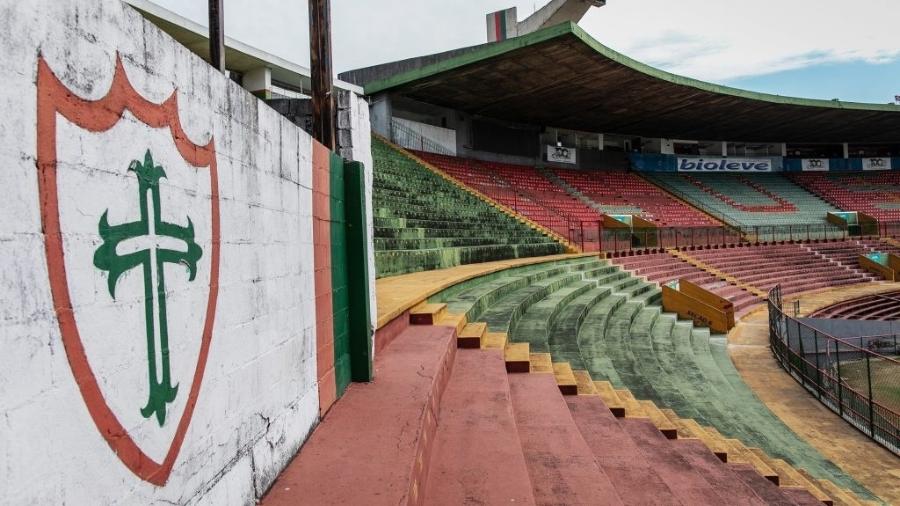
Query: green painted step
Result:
<box><xmin>547</xmin><ymin>286</ymin><xmax>614</xmax><ymax>370</ymax></box>
<box><xmin>509</xmin><ymin>281</ymin><xmax>595</xmax><ymax>352</ymax></box>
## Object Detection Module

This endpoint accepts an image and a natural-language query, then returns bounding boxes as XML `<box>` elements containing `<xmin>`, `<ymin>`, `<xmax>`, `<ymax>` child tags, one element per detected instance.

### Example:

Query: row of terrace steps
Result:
<box><xmin>611</xmin><ymin>250</ymin><xmax>764</xmax><ymax>315</ymax></box>
<box><xmin>685</xmin><ymin>243</ymin><xmax>876</xmax><ymax>296</ymax></box>
<box><xmin>809</xmin><ymin>289</ymin><xmax>900</xmax><ymax>320</ymax></box>
<box><xmin>379</xmin><ymin>137</ymin><xmax>575</xmax><ymax>249</ymax></box>
<box><xmin>262</xmin><ymin>258</ymin><xmax>876</xmax><ymax>505</ymax></box>
<box><xmin>419</xmin><ymin>258</ymin><xmax>875</xmax><ymax>504</ymax></box>
<box><xmin>410</xmin><ymin>302</ymin><xmax>871</xmax><ymax>505</ymax></box>
<box><xmin>537</xmin><ymin>166</ymin><xmax>608</xmax><ymax>215</ymax></box>
<box><xmin>372</xmin><ymin>136</ymin><xmax>568</xmax><ymax>277</ymax></box>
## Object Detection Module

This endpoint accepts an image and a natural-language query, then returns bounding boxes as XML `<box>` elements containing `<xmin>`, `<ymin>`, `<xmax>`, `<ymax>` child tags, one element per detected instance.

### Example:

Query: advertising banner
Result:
<box><xmin>801</xmin><ymin>158</ymin><xmax>830</xmax><ymax>171</ymax></box>
<box><xmin>863</xmin><ymin>157</ymin><xmax>891</xmax><ymax>171</ymax></box>
<box><xmin>547</xmin><ymin>145</ymin><xmax>577</xmax><ymax>164</ymax></box>
<box><xmin>677</xmin><ymin>157</ymin><xmax>775</xmax><ymax>172</ymax></box>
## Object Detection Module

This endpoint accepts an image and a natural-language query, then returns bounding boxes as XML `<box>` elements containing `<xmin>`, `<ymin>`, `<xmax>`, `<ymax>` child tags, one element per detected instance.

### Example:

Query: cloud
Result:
<box><xmin>581</xmin><ymin>0</ymin><xmax>900</xmax><ymax>81</ymax></box>
<box><xmin>139</xmin><ymin>0</ymin><xmax>898</xmax><ymax>82</ymax></box>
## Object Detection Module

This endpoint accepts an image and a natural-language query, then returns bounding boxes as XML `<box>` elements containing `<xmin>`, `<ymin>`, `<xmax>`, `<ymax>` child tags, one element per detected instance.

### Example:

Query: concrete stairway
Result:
<box><xmin>261</xmin><ymin>258</ymin><xmax>880</xmax><ymax>505</ymax></box>
<box><xmin>426</xmin><ymin>257</ymin><xmax>878</xmax><ymax>504</ymax></box>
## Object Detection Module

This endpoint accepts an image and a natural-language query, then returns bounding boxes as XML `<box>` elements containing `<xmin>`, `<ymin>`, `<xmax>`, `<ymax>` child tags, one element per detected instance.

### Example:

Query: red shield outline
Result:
<box><xmin>36</xmin><ymin>54</ymin><xmax>220</xmax><ymax>486</ymax></box>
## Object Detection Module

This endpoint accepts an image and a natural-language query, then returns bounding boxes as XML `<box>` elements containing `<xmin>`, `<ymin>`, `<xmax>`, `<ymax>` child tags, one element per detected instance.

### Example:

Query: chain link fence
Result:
<box><xmin>768</xmin><ymin>285</ymin><xmax>900</xmax><ymax>455</ymax></box>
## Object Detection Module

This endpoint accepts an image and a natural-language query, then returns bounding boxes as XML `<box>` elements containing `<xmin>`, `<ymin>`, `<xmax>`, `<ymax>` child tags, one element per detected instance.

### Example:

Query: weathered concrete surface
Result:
<box><xmin>0</xmin><ymin>0</ymin><xmax>360</xmax><ymax>503</ymax></box>
<box><xmin>728</xmin><ymin>282</ymin><xmax>900</xmax><ymax>504</ymax></box>
<box><xmin>261</xmin><ymin>324</ymin><xmax>456</xmax><ymax>506</ymax></box>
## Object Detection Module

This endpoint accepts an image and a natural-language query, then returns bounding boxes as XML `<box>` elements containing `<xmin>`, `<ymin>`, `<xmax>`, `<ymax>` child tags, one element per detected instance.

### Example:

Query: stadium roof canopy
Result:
<box><xmin>354</xmin><ymin>23</ymin><xmax>900</xmax><ymax>143</ymax></box>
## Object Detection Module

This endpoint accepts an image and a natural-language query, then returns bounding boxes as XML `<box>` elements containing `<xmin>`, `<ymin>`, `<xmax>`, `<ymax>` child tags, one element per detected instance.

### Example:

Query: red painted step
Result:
<box><xmin>619</xmin><ymin>418</ymin><xmax>726</xmax><ymax>504</ymax></box>
<box><xmin>508</xmin><ymin>373</ymin><xmax>624</xmax><ymax>505</ymax></box>
<box><xmin>261</xmin><ymin>325</ymin><xmax>456</xmax><ymax>506</ymax></box>
<box><xmin>670</xmin><ymin>438</ymin><xmax>769</xmax><ymax>505</ymax></box>
<box><xmin>730</xmin><ymin>463</ymin><xmax>802</xmax><ymax>506</ymax></box>
<box><xmin>565</xmin><ymin>396</ymin><xmax>680</xmax><ymax>505</ymax></box>
<box><xmin>781</xmin><ymin>487</ymin><xmax>827</xmax><ymax>506</ymax></box>
<box><xmin>423</xmin><ymin>348</ymin><xmax>535</xmax><ymax>505</ymax></box>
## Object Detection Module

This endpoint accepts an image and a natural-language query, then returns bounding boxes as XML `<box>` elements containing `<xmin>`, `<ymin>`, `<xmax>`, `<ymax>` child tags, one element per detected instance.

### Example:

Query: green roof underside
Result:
<box><xmin>364</xmin><ymin>23</ymin><xmax>900</xmax><ymax>143</ymax></box>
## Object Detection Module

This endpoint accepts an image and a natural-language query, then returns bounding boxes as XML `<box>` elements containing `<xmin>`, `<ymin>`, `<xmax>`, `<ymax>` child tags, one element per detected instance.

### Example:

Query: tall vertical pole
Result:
<box><xmin>208</xmin><ymin>0</ymin><xmax>225</xmax><ymax>72</ymax></box>
<box><xmin>309</xmin><ymin>0</ymin><xmax>335</xmax><ymax>149</ymax></box>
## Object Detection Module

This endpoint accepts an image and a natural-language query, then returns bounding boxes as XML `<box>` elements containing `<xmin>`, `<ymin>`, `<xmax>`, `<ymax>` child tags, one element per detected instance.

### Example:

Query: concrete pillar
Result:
<box><xmin>843</xmin><ymin>142</ymin><xmax>850</xmax><ymax>158</ymax></box>
<box><xmin>721</xmin><ymin>141</ymin><xmax>728</xmax><ymax>156</ymax></box>
<box><xmin>243</xmin><ymin>67</ymin><xmax>272</xmax><ymax>100</ymax></box>
<box><xmin>597</xmin><ymin>133</ymin><xmax>604</xmax><ymax>151</ymax></box>
<box><xmin>781</xmin><ymin>143</ymin><xmax>788</xmax><ymax>157</ymax></box>
<box><xmin>370</xmin><ymin>93</ymin><xmax>392</xmax><ymax>139</ymax></box>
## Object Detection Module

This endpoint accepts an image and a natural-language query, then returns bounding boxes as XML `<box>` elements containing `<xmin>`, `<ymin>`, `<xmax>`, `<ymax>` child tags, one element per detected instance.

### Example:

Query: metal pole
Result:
<box><xmin>814</xmin><ymin>331</ymin><xmax>822</xmax><ymax>399</ymax></box>
<box><xmin>835</xmin><ymin>339</ymin><xmax>843</xmax><ymax>416</ymax></box>
<box><xmin>866</xmin><ymin>353</ymin><xmax>874</xmax><ymax>436</ymax></box>
<box><xmin>208</xmin><ymin>0</ymin><xmax>225</xmax><ymax>72</ymax></box>
<box><xmin>309</xmin><ymin>0</ymin><xmax>335</xmax><ymax>149</ymax></box>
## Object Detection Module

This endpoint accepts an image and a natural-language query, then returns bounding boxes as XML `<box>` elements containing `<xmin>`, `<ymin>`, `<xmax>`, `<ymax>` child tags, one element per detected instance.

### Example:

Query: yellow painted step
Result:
<box><xmin>593</xmin><ymin>381</ymin><xmax>625</xmax><ymax>417</ymax></box>
<box><xmin>457</xmin><ymin>322</ymin><xmax>486</xmax><ymax>349</ymax></box>
<box><xmin>639</xmin><ymin>400</ymin><xmax>678</xmax><ymax>439</ymax></box>
<box><xmin>573</xmin><ymin>371</ymin><xmax>597</xmax><ymax>396</ymax></box>
<box><xmin>683</xmin><ymin>421</ymin><xmax>728</xmax><ymax>461</ymax></box>
<box><xmin>482</xmin><ymin>331</ymin><xmax>507</xmax><ymax>350</ymax></box>
<box><xmin>552</xmin><ymin>362</ymin><xmax>578</xmax><ymax>395</ymax></box>
<box><xmin>805</xmin><ymin>473</ymin><xmax>864</xmax><ymax>506</ymax></box>
<box><xmin>764</xmin><ymin>458</ymin><xmax>832</xmax><ymax>505</ymax></box>
<box><xmin>660</xmin><ymin>409</ymin><xmax>698</xmax><ymax>439</ymax></box>
<box><xmin>410</xmin><ymin>303</ymin><xmax>447</xmax><ymax>325</ymax></box>
<box><xmin>724</xmin><ymin>439</ymin><xmax>778</xmax><ymax>484</ymax></box>
<box><xmin>504</xmin><ymin>342</ymin><xmax>530</xmax><ymax>373</ymax></box>
<box><xmin>529</xmin><ymin>353</ymin><xmax>553</xmax><ymax>374</ymax></box>
<box><xmin>614</xmin><ymin>389</ymin><xmax>648</xmax><ymax>418</ymax></box>
<box><xmin>437</xmin><ymin>313</ymin><xmax>467</xmax><ymax>335</ymax></box>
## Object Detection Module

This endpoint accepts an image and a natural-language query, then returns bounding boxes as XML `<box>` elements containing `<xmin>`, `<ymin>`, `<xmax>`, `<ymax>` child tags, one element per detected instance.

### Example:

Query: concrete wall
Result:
<box><xmin>0</xmin><ymin>0</ymin><xmax>339</xmax><ymax>503</ymax></box>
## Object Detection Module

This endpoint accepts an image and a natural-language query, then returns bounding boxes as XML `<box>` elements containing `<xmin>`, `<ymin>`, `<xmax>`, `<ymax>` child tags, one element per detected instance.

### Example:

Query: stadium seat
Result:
<box><xmin>791</xmin><ymin>171</ymin><xmax>900</xmax><ymax>222</ymax></box>
<box><xmin>554</xmin><ymin>169</ymin><xmax>720</xmax><ymax>227</ymax></box>
<box><xmin>373</xmin><ymin>138</ymin><xmax>565</xmax><ymax>277</ymax></box>
<box><xmin>645</xmin><ymin>173</ymin><xmax>844</xmax><ymax>239</ymax></box>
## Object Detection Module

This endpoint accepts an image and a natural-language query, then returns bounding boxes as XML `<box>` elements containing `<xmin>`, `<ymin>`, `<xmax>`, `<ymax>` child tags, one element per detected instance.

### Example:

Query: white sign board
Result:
<box><xmin>547</xmin><ymin>145</ymin><xmax>577</xmax><ymax>164</ymax></box>
<box><xmin>801</xmin><ymin>158</ymin><xmax>830</xmax><ymax>171</ymax></box>
<box><xmin>862</xmin><ymin>157</ymin><xmax>891</xmax><ymax>171</ymax></box>
<box><xmin>677</xmin><ymin>157</ymin><xmax>774</xmax><ymax>172</ymax></box>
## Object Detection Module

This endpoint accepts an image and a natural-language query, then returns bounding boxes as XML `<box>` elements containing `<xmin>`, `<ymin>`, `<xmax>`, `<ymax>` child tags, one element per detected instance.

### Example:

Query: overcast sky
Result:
<box><xmin>146</xmin><ymin>0</ymin><xmax>900</xmax><ymax>103</ymax></box>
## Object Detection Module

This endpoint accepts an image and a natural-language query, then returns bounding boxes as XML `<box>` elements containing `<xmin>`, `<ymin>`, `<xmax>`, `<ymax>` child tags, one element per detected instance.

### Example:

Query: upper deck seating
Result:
<box><xmin>415</xmin><ymin>152</ymin><xmax>606</xmax><ymax>235</ymax></box>
<box><xmin>555</xmin><ymin>169</ymin><xmax>719</xmax><ymax>228</ymax></box>
<box><xmin>645</xmin><ymin>173</ymin><xmax>841</xmax><ymax>231</ymax></box>
<box><xmin>373</xmin><ymin>139</ymin><xmax>565</xmax><ymax>277</ymax></box>
<box><xmin>790</xmin><ymin>171</ymin><xmax>900</xmax><ymax>222</ymax></box>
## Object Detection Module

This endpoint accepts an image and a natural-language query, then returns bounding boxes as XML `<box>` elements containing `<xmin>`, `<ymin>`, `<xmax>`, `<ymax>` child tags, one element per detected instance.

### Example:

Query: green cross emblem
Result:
<box><xmin>93</xmin><ymin>150</ymin><xmax>203</xmax><ymax>426</ymax></box>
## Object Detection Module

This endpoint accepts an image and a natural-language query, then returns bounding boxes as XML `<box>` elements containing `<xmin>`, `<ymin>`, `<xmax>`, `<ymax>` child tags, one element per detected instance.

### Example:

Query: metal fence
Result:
<box><xmin>767</xmin><ymin>285</ymin><xmax>900</xmax><ymax>455</ymax></box>
<box><xmin>590</xmin><ymin>222</ymin><xmax>900</xmax><ymax>255</ymax></box>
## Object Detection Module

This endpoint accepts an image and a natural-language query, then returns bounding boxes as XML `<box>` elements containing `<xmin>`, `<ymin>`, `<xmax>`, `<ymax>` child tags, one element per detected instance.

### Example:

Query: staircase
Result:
<box><xmin>537</xmin><ymin>166</ymin><xmax>607</xmax><ymax>215</ymax></box>
<box><xmin>262</xmin><ymin>257</ymin><xmax>880</xmax><ymax>505</ymax></box>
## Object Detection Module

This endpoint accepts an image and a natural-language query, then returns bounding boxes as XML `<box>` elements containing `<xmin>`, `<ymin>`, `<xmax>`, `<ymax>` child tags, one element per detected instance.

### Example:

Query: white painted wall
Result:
<box><xmin>348</xmin><ymin>94</ymin><xmax>378</xmax><ymax>357</ymax></box>
<box><xmin>0</xmin><ymin>0</ymin><xmax>326</xmax><ymax>503</ymax></box>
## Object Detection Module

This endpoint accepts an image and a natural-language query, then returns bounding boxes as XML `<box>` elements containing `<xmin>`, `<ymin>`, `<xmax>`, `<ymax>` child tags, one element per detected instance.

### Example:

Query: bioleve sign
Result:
<box><xmin>677</xmin><ymin>157</ymin><xmax>775</xmax><ymax>172</ymax></box>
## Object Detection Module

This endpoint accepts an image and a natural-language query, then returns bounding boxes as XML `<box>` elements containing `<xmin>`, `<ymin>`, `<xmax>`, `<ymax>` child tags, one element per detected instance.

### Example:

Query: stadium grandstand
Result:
<box><xmin>276</xmin><ymin>0</ymin><xmax>900</xmax><ymax>505</ymax></box>
<box><xmin>16</xmin><ymin>0</ymin><xmax>900</xmax><ymax>504</ymax></box>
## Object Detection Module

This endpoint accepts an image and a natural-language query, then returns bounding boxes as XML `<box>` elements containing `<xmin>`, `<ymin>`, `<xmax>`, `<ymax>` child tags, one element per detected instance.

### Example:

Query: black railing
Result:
<box><xmin>767</xmin><ymin>286</ymin><xmax>900</xmax><ymax>455</ymax></box>
<box><xmin>593</xmin><ymin>221</ymin><xmax>900</xmax><ymax>255</ymax></box>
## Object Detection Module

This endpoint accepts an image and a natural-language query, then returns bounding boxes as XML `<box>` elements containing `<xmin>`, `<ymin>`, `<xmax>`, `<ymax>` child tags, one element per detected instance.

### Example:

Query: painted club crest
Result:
<box><xmin>36</xmin><ymin>55</ymin><xmax>220</xmax><ymax>485</ymax></box>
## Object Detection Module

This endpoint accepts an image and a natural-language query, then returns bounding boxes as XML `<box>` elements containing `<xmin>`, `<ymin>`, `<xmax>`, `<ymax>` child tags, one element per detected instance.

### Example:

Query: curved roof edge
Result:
<box><xmin>364</xmin><ymin>22</ymin><xmax>900</xmax><ymax>114</ymax></box>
